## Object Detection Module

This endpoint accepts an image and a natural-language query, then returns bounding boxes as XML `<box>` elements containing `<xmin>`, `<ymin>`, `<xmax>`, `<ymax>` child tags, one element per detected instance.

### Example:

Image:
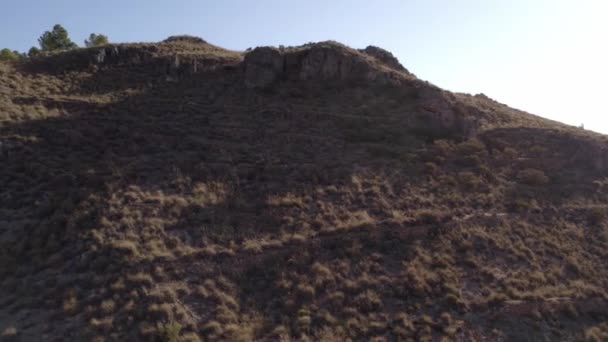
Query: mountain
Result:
<box><xmin>1</xmin><ymin>36</ymin><xmax>608</xmax><ymax>341</ymax></box>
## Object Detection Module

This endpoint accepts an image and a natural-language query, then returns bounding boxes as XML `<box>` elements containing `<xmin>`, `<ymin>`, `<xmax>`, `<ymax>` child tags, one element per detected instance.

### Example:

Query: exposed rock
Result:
<box><xmin>297</xmin><ymin>45</ymin><xmax>348</xmax><ymax>80</ymax></box>
<box><xmin>416</xmin><ymin>83</ymin><xmax>478</xmax><ymax>139</ymax></box>
<box><xmin>244</xmin><ymin>47</ymin><xmax>284</xmax><ymax>88</ymax></box>
<box><xmin>92</xmin><ymin>48</ymin><xmax>106</xmax><ymax>64</ymax></box>
<box><xmin>90</xmin><ymin>45</ymin><xmax>155</xmax><ymax>66</ymax></box>
<box><xmin>244</xmin><ymin>42</ymin><xmax>407</xmax><ymax>88</ymax></box>
<box><xmin>361</xmin><ymin>45</ymin><xmax>408</xmax><ymax>73</ymax></box>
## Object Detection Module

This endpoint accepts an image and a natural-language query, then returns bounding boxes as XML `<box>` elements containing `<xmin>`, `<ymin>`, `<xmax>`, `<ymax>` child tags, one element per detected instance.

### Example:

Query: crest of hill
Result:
<box><xmin>242</xmin><ymin>41</ymin><xmax>415</xmax><ymax>89</ymax></box>
<box><xmin>20</xmin><ymin>35</ymin><xmax>242</xmax><ymax>74</ymax></box>
<box><xmin>6</xmin><ymin>37</ymin><xmax>605</xmax><ymax>141</ymax></box>
<box><xmin>6</xmin><ymin>36</ymin><xmax>604</xmax><ymax>140</ymax></box>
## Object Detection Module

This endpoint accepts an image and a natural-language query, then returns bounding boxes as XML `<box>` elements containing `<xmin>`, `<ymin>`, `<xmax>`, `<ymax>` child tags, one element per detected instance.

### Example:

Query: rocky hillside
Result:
<box><xmin>1</xmin><ymin>36</ymin><xmax>608</xmax><ymax>341</ymax></box>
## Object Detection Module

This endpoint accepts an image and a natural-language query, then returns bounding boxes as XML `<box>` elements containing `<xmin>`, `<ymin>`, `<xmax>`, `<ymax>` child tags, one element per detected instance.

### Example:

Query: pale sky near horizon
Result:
<box><xmin>1</xmin><ymin>1</ymin><xmax>607</xmax><ymax>133</ymax></box>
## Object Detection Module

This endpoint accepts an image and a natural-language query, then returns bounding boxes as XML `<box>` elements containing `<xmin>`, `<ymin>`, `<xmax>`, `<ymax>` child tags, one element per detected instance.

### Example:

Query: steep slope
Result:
<box><xmin>1</xmin><ymin>37</ymin><xmax>608</xmax><ymax>341</ymax></box>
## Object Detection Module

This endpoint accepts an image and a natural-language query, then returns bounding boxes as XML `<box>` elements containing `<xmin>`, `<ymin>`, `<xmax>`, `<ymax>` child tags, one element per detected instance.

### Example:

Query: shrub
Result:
<box><xmin>529</xmin><ymin>145</ymin><xmax>547</xmax><ymax>156</ymax></box>
<box><xmin>100</xmin><ymin>299</ymin><xmax>116</xmax><ymax>314</ymax></box>
<box><xmin>455</xmin><ymin>139</ymin><xmax>486</xmax><ymax>156</ymax></box>
<box><xmin>415</xmin><ymin>209</ymin><xmax>445</xmax><ymax>225</ymax></box>
<box><xmin>433</xmin><ymin>139</ymin><xmax>453</xmax><ymax>156</ymax></box>
<box><xmin>63</xmin><ymin>295</ymin><xmax>79</xmax><ymax>315</ymax></box>
<box><xmin>517</xmin><ymin>169</ymin><xmax>549</xmax><ymax>186</ymax></box>
<box><xmin>509</xmin><ymin>198</ymin><xmax>539</xmax><ymax>212</ymax></box>
<box><xmin>84</xmin><ymin>33</ymin><xmax>109</xmax><ymax>47</ymax></box>
<box><xmin>457</xmin><ymin>171</ymin><xmax>483</xmax><ymax>190</ymax></box>
<box><xmin>163</xmin><ymin>35</ymin><xmax>207</xmax><ymax>44</ymax></box>
<box><xmin>296</xmin><ymin>308</ymin><xmax>312</xmax><ymax>334</ymax></box>
<box><xmin>27</xmin><ymin>46</ymin><xmax>41</xmax><ymax>58</ymax></box>
<box><xmin>38</xmin><ymin>24</ymin><xmax>77</xmax><ymax>51</ymax></box>
<box><xmin>585</xmin><ymin>326</ymin><xmax>608</xmax><ymax>342</ymax></box>
<box><xmin>503</xmin><ymin>147</ymin><xmax>518</xmax><ymax>159</ymax></box>
<box><xmin>424</xmin><ymin>162</ymin><xmax>440</xmax><ymax>176</ymax></box>
<box><xmin>588</xmin><ymin>207</ymin><xmax>608</xmax><ymax>225</ymax></box>
<box><xmin>156</xmin><ymin>321</ymin><xmax>182</xmax><ymax>342</ymax></box>
<box><xmin>0</xmin><ymin>48</ymin><xmax>17</xmax><ymax>61</ymax></box>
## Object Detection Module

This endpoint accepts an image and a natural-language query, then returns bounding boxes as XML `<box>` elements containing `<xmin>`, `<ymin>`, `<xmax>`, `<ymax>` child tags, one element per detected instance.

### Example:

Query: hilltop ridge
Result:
<box><xmin>1</xmin><ymin>37</ymin><xmax>608</xmax><ymax>341</ymax></box>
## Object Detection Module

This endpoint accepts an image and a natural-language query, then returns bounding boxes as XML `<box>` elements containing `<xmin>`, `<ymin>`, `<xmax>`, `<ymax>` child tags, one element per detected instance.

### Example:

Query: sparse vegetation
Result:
<box><xmin>84</xmin><ymin>33</ymin><xmax>109</xmax><ymax>47</ymax></box>
<box><xmin>38</xmin><ymin>24</ymin><xmax>77</xmax><ymax>51</ymax></box>
<box><xmin>517</xmin><ymin>168</ymin><xmax>549</xmax><ymax>185</ymax></box>
<box><xmin>0</xmin><ymin>48</ymin><xmax>18</xmax><ymax>61</ymax></box>
<box><xmin>588</xmin><ymin>207</ymin><xmax>607</xmax><ymax>225</ymax></box>
<box><xmin>0</xmin><ymin>35</ymin><xmax>607</xmax><ymax>342</ymax></box>
<box><xmin>156</xmin><ymin>321</ymin><xmax>182</xmax><ymax>342</ymax></box>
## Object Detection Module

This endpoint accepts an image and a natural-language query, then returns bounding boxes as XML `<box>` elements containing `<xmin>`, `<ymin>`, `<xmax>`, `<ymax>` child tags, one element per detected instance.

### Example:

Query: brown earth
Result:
<box><xmin>1</xmin><ymin>37</ymin><xmax>608</xmax><ymax>341</ymax></box>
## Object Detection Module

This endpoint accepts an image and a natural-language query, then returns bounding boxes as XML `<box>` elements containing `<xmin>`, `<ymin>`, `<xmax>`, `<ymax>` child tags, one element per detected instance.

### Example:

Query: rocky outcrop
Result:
<box><xmin>415</xmin><ymin>83</ymin><xmax>478</xmax><ymax>139</ymax></box>
<box><xmin>24</xmin><ymin>43</ymin><xmax>234</xmax><ymax>79</ymax></box>
<box><xmin>90</xmin><ymin>45</ymin><xmax>157</xmax><ymax>66</ymax></box>
<box><xmin>243</xmin><ymin>42</ymin><xmax>409</xmax><ymax>89</ymax></box>
<box><xmin>242</xmin><ymin>43</ymin><xmax>478</xmax><ymax>139</ymax></box>
<box><xmin>360</xmin><ymin>45</ymin><xmax>409</xmax><ymax>73</ymax></box>
<box><xmin>243</xmin><ymin>47</ymin><xmax>284</xmax><ymax>88</ymax></box>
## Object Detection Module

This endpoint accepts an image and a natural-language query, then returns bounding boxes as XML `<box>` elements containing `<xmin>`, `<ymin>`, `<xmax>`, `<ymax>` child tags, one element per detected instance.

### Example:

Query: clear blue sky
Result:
<box><xmin>2</xmin><ymin>0</ymin><xmax>607</xmax><ymax>132</ymax></box>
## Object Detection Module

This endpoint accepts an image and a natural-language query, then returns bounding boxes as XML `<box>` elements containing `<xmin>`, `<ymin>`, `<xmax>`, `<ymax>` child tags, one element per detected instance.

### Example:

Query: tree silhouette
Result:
<box><xmin>38</xmin><ymin>24</ymin><xmax>77</xmax><ymax>51</ymax></box>
<box><xmin>84</xmin><ymin>33</ymin><xmax>109</xmax><ymax>47</ymax></box>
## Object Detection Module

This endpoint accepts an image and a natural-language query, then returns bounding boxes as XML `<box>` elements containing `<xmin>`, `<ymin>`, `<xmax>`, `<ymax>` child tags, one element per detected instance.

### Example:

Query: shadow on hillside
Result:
<box><xmin>4</xmin><ymin>63</ymin><xmax>608</xmax><ymax>338</ymax></box>
<box><xmin>0</xmin><ymin>64</ymin><xmax>420</xmax><ymax>275</ymax></box>
<box><xmin>3</xmin><ymin>66</ymin><xmax>607</xmax><ymax>268</ymax></box>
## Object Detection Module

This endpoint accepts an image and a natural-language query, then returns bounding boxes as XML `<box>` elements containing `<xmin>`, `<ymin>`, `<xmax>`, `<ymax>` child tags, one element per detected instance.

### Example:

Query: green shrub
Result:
<box><xmin>0</xmin><ymin>48</ymin><xmax>17</xmax><ymax>61</ymax></box>
<box><xmin>84</xmin><ymin>33</ymin><xmax>109</xmax><ymax>47</ymax></box>
<box><xmin>28</xmin><ymin>46</ymin><xmax>41</xmax><ymax>57</ymax></box>
<box><xmin>38</xmin><ymin>24</ymin><xmax>77</xmax><ymax>51</ymax></box>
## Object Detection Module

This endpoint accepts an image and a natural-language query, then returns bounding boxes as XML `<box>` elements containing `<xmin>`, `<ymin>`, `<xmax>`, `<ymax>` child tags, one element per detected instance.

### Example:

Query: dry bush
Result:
<box><xmin>584</xmin><ymin>323</ymin><xmax>608</xmax><ymax>342</ymax></box>
<box><xmin>156</xmin><ymin>321</ymin><xmax>182</xmax><ymax>342</ymax></box>
<box><xmin>517</xmin><ymin>168</ymin><xmax>549</xmax><ymax>186</ymax></box>
<box><xmin>455</xmin><ymin>139</ymin><xmax>486</xmax><ymax>156</ymax></box>
<box><xmin>588</xmin><ymin>207</ymin><xmax>608</xmax><ymax>225</ymax></box>
<box><xmin>457</xmin><ymin>171</ymin><xmax>483</xmax><ymax>190</ymax></box>
<box><xmin>163</xmin><ymin>35</ymin><xmax>207</xmax><ymax>44</ymax></box>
